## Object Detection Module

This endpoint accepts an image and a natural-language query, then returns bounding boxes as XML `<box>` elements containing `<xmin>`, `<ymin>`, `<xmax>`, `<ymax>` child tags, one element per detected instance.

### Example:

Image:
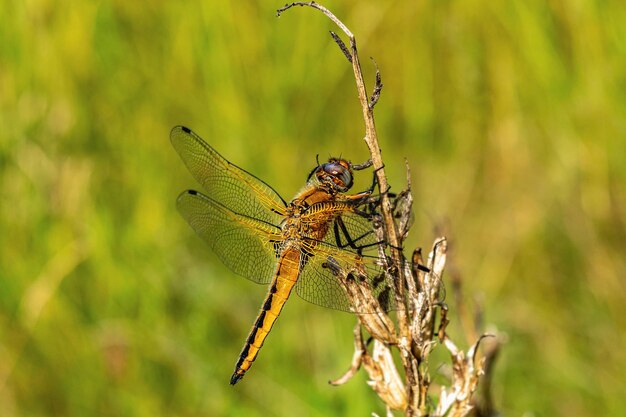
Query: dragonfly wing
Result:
<box><xmin>177</xmin><ymin>189</ymin><xmax>282</xmax><ymax>284</ymax></box>
<box><xmin>295</xmin><ymin>240</ymin><xmax>395</xmax><ymax>313</ymax></box>
<box><xmin>171</xmin><ymin>126</ymin><xmax>288</xmax><ymax>225</ymax></box>
<box><xmin>322</xmin><ymin>210</ymin><xmax>382</xmax><ymax>250</ymax></box>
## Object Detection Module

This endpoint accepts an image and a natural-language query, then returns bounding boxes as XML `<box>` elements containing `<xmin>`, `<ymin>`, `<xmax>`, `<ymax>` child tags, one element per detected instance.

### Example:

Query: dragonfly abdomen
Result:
<box><xmin>230</xmin><ymin>248</ymin><xmax>301</xmax><ymax>385</ymax></box>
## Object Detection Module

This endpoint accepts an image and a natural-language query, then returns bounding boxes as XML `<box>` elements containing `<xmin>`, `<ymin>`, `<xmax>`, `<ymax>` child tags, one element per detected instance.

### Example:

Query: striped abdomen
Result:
<box><xmin>230</xmin><ymin>247</ymin><xmax>302</xmax><ymax>385</ymax></box>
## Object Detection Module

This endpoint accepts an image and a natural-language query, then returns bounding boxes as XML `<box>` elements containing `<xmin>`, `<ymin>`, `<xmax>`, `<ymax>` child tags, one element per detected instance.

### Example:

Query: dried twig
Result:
<box><xmin>369</xmin><ymin>59</ymin><xmax>383</xmax><ymax>110</ymax></box>
<box><xmin>278</xmin><ymin>3</ymin><xmax>499</xmax><ymax>416</ymax></box>
<box><xmin>329</xmin><ymin>31</ymin><xmax>352</xmax><ymax>62</ymax></box>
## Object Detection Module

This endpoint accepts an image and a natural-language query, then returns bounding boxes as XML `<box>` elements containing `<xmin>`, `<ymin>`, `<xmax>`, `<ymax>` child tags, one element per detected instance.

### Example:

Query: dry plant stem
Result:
<box><xmin>278</xmin><ymin>3</ymin><xmax>493</xmax><ymax>416</ymax></box>
<box><xmin>474</xmin><ymin>337</ymin><xmax>501</xmax><ymax>417</ymax></box>
<box><xmin>277</xmin><ymin>2</ymin><xmax>353</xmax><ymax>37</ymax></box>
<box><xmin>331</xmin><ymin>325</ymin><xmax>406</xmax><ymax>410</ymax></box>
<box><xmin>435</xmin><ymin>335</ymin><xmax>492</xmax><ymax>417</ymax></box>
<box><xmin>329</xmin><ymin>324</ymin><xmax>366</xmax><ymax>385</ymax></box>
<box><xmin>279</xmin><ymin>1</ymin><xmax>414</xmax><ymax>413</ymax></box>
<box><xmin>277</xmin><ymin>1</ymin><xmax>408</xmax><ymax>330</ymax></box>
<box><xmin>451</xmin><ymin>270</ymin><xmax>503</xmax><ymax>416</ymax></box>
<box><xmin>343</xmin><ymin>15</ymin><xmax>420</xmax><ymax>413</ymax></box>
<box><xmin>368</xmin><ymin>59</ymin><xmax>383</xmax><ymax>109</ymax></box>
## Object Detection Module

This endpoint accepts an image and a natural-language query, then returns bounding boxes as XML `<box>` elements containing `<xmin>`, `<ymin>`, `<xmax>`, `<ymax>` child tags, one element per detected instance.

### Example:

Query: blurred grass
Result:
<box><xmin>1</xmin><ymin>0</ymin><xmax>625</xmax><ymax>416</ymax></box>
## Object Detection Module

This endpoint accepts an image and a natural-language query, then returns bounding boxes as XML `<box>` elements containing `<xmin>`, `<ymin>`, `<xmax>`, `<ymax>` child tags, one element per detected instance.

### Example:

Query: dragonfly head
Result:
<box><xmin>312</xmin><ymin>158</ymin><xmax>354</xmax><ymax>192</ymax></box>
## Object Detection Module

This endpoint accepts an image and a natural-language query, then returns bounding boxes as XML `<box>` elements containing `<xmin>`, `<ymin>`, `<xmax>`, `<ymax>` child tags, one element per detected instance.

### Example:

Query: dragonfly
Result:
<box><xmin>171</xmin><ymin>125</ymin><xmax>393</xmax><ymax>385</ymax></box>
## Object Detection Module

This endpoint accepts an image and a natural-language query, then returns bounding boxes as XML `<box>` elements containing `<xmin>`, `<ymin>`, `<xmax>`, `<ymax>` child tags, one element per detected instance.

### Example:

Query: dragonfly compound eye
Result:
<box><xmin>319</xmin><ymin>160</ymin><xmax>353</xmax><ymax>192</ymax></box>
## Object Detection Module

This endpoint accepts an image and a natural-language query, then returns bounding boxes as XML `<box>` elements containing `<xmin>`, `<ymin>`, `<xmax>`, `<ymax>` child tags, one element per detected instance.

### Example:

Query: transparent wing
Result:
<box><xmin>295</xmin><ymin>239</ymin><xmax>395</xmax><ymax>313</ymax></box>
<box><xmin>177</xmin><ymin>190</ymin><xmax>282</xmax><ymax>284</ymax></box>
<box><xmin>171</xmin><ymin>125</ymin><xmax>287</xmax><ymax>225</ymax></box>
<box><xmin>321</xmin><ymin>210</ymin><xmax>381</xmax><ymax>250</ymax></box>
<box><xmin>295</xmin><ymin>202</ymin><xmax>393</xmax><ymax>313</ymax></box>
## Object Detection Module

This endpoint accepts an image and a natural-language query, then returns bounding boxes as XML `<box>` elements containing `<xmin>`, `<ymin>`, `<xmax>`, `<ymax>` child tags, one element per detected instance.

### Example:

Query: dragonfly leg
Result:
<box><xmin>333</xmin><ymin>216</ymin><xmax>384</xmax><ymax>254</ymax></box>
<box><xmin>350</xmin><ymin>158</ymin><xmax>373</xmax><ymax>171</ymax></box>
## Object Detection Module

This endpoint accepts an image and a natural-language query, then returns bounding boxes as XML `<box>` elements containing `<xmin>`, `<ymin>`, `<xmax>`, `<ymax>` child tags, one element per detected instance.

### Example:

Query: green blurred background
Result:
<box><xmin>1</xmin><ymin>0</ymin><xmax>625</xmax><ymax>416</ymax></box>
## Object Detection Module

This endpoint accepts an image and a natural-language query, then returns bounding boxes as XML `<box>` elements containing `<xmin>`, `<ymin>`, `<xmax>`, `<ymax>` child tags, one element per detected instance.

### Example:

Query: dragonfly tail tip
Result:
<box><xmin>230</xmin><ymin>371</ymin><xmax>244</xmax><ymax>385</ymax></box>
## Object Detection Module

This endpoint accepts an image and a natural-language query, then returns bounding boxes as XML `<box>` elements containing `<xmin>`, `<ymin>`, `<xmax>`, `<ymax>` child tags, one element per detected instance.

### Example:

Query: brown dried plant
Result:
<box><xmin>278</xmin><ymin>3</ymin><xmax>502</xmax><ymax>416</ymax></box>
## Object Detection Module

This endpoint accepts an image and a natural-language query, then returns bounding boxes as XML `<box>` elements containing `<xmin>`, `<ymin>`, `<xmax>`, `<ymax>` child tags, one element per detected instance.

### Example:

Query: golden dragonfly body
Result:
<box><xmin>171</xmin><ymin>126</ymin><xmax>387</xmax><ymax>384</ymax></box>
